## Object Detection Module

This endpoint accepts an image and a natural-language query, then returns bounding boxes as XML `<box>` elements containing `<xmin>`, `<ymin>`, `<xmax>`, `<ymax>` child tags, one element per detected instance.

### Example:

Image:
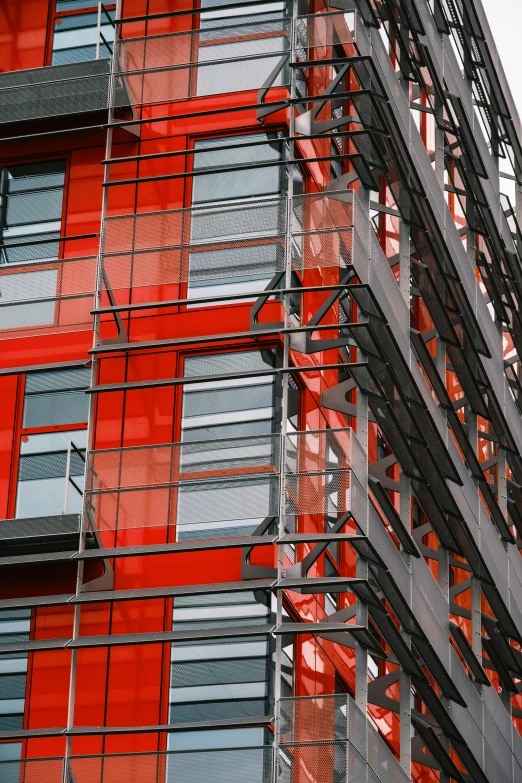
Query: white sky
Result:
<box><xmin>482</xmin><ymin>0</ymin><xmax>522</xmax><ymax>117</ymax></box>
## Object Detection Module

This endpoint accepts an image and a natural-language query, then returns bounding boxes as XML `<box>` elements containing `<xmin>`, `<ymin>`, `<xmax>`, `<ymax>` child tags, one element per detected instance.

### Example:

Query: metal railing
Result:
<box><xmin>0</xmin><ymin>695</ymin><xmax>408</xmax><ymax>783</ymax></box>
<box><xmin>83</xmin><ymin>429</ymin><xmax>365</xmax><ymax>535</ymax></box>
<box><xmin>0</xmin><ymin>255</ymin><xmax>97</xmax><ymax>337</ymax></box>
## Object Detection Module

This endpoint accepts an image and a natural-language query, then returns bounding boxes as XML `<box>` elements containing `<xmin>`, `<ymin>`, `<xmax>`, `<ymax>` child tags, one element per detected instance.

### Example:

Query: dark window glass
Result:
<box><xmin>52</xmin><ymin>6</ymin><xmax>115</xmax><ymax>65</ymax></box>
<box><xmin>169</xmin><ymin>592</ymin><xmax>270</xmax><ymax>722</ymax></box>
<box><xmin>16</xmin><ymin>368</ymin><xmax>89</xmax><ymax>518</ymax></box>
<box><xmin>178</xmin><ymin>351</ymin><xmax>280</xmax><ymax>541</ymax></box>
<box><xmin>0</xmin><ymin>610</ymin><xmax>30</xmax><ymax>734</ymax></box>
<box><xmin>0</xmin><ymin>161</ymin><xmax>66</xmax><ymax>266</ymax></box>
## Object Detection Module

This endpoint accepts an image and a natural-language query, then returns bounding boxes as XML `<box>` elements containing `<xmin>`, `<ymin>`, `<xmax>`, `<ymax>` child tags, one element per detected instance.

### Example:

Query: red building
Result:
<box><xmin>1</xmin><ymin>1</ymin><xmax>522</xmax><ymax>782</ymax></box>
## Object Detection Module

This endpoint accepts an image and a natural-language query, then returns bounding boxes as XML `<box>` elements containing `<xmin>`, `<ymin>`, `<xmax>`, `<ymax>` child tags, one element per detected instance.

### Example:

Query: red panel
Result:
<box><xmin>0</xmin><ymin>0</ymin><xmax>50</xmax><ymax>72</ymax></box>
<box><xmin>0</xmin><ymin>375</ymin><xmax>19</xmax><ymax>518</ymax></box>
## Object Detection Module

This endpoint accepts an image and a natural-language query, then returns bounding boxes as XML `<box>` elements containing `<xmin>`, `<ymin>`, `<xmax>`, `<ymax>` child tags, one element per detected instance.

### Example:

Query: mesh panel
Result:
<box><xmin>85</xmin><ymin>428</ymin><xmax>360</xmax><ymax>533</ymax></box>
<box><xmin>116</xmin><ymin>22</ymin><xmax>290</xmax><ymax>104</ymax></box>
<box><xmin>0</xmin><ymin>756</ymin><xmax>63</xmax><ymax>783</ymax></box>
<box><xmin>285</xmin><ymin>429</ymin><xmax>352</xmax><ymax>515</ymax></box>
<box><xmin>295</xmin><ymin>11</ymin><xmax>356</xmax><ymax>54</ymax></box>
<box><xmin>69</xmin><ymin>748</ymin><xmax>272</xmax><ymax>783</ymax></box>
<box><xmin>0</xmin><ymin>257</ymin><xmax>96</xmax><ymax>337</ymax></box>
<box><xmin>278</xmin><ymin>696</ymin><xmax>410</xmax><ymax>783</ymax></box>
<box><xmin>101</xmin><ymin>194</ymin><xmax>356</xmax><ymax>306</ymax></box>
<box><xmin>0</xmin><ymin>515</ymin><xmax>80</xmax><ymax>541</ymax></box>
<box><xmin>0</xmin><ymin>60</ymin><xmax>128</xmax><ymax>124</ymax></box>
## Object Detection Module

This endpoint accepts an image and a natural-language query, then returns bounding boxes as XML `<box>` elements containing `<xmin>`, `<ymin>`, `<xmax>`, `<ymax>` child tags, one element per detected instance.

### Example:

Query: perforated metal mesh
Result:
<box><xmin>284</xmin><ymin>429</ymin><xmax>352</xmax><ymax>515</ymax></box>
<box><xmin>279</xmin><ymin>695</ymin><xmax>409</xmax><ymax>783</ymax></box>
<box><xmin>0</xmin><ymin>515</ymin><xmax>80</xmax><ymax>541</ymax></box>
<box><xmin>0</xmin><ymin>59</ymin><xmax>130</xmax><ymax>125</ymax></box>
<box><xmin>116</xmin><ymin>21</ymin><xmax>290</xmax><ymax>105</ymax></box>
<box><xmin>0</xmin><ymin>755</ymin><xmax>64</xmax><ymax>783</ymax></box>
<box><xmin>0</xmin><ymin>256</ymin><xmax>96</xmax><ymax>337</ymax></box>
<box><xmin>85</xmin><ymin>428</ymin><xmax>362</xmax><ymax>534</ymax></box>
<box><xmin>68</xmin><ymin>747</ymin><xmax>273</xmax><ymax>783</ymax></box>
<box><xmin>101</xmin><ymin>192</ymin><xmax>357</xmax><ymax>305</ymax></box>
<box><xmin>295</xmin><ymin>11</ymin><xmax>357</xmax><ymax>55</ymax></box>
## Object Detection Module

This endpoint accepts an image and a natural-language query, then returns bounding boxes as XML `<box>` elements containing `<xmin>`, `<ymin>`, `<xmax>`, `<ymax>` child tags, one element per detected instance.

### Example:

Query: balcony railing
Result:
<box><xmin>0</xmin><ymin>59</ymin><xmax>132</xmax><ymax>130</ymax></box>
<box><xmin>279</xmin><ymin>694</ymin><xmax>410</xmax><ymax>783</ymax></box>
<box><xmin>115</xmin><ymin>18</ymin><xmax>292</xmax><ymax>105</ymax></box>
<box><xmin>99</xmin><ymin>192</ymin><xmax>361</xmax><ymax>312</ymax></box>
<box><xmin>84</xmin><ymin>429</ymin><xmax>366</xmax><ymax>537</ymax></box>
<box><xmin>0</xmin><ymin>695</ymin><xmax>408</xmax><ymax>783</ymax></box>
<box><xmin>0</xmin><ymin>254</ymin><xmax>97</xmax><ymax>337</ymax></box>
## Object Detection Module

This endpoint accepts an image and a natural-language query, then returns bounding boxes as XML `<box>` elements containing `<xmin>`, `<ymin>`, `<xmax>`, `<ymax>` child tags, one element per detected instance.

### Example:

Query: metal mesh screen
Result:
<box><xmin>0</xmin><ymin>256</ymin><xmax>96</xmax><ymax>337</ymax></box>
<box><xmin>85</xmin><ymin>428</ymin><xmax>360</xmax><ymax>534</ymax></box>
<box><xmin>101</xmin><ymin>193</ymin><xmax>356</xmax><ymax>304</ymax></box>
<box><xmin>295</xmin><ymin>11</ymin><xmax>357</xmax><ymax>54</ymax></box>
<box><xmin>0</xmin><ymin>59</ymin><xmax>130</xmax><ymax>125</ymax></box>
<box><xmin>115</xmin><ymin>21</ymin><xmax>290</xmax><ymax>105</ymax></box>
<box><xmin>279</xmin><ymin>695</ymin><xmax>410</xmax><ymax>783</ymax></box>
<box><xmin>0</xmin><ymin>515</ymin><xmax>80</xmax><ymax>541</ymax></box>
<box><xmin>0</xmin><ymin>756</ymin><xmax>64</xmax><ymax>783</ymax></box>
<box><xmin>68</xmin><ymin>748</ymin><xmax>272</xmax><ymax>783</ymax></box>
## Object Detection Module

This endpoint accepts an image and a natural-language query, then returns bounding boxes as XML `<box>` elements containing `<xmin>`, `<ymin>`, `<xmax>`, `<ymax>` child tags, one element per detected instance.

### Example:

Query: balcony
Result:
<box><xmin>0</xmin><ymin>695</ymin><xmax>408</xmax><ymax>783</ymax></box>
<box><xmin>84</xmin><ymin>429</ymin><xmax>367</xmax><ymax>540</ymax></box>
<box><xmin>0</xmin><ymin>514</ymin><xmax>82</xmax><ymax>558</ymax></box>
<box><xmin>0</xmin><ymin>59</ymin><xmax>133</xmax><ymax>135</ymax></box>
<box><xmin>115</xmin><ymin>18</ymin><xmax>291</xmax><ymax>106</ymax></box>
<box><xmin>0</xmin><ymin>254</ymin><xmax>97</xmax><ymax>339</ymax></box>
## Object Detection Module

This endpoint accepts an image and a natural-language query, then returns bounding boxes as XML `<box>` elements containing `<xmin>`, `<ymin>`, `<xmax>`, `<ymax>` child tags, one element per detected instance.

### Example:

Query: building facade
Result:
<box><xmin>0</xmin><ymin>0</ymin><xmax>521</xmax><ymax>781</ymax></box>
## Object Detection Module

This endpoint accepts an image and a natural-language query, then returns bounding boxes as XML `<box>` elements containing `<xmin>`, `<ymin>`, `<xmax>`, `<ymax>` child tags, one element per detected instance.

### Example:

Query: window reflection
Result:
<box><xmin>16</xmin><ymin>430</ymin><xmax>87</xmax><ymax>519</ymax></box>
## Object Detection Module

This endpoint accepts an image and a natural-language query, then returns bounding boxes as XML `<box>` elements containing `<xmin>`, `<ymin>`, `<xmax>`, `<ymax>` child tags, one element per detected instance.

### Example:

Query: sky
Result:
<box><xmin>482</xmin><ymin>0</ymin><xmax>522</xmax><ymax>117</ymax></box>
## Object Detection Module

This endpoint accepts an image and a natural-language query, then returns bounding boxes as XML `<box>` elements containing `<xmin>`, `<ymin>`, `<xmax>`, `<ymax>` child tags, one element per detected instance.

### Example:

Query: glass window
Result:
<box><xmin>16</xmin><ymin>368</ymin><xmax>90</xmax><ymax>519</ymax></box>
<box><xmin>196</xmin><ymin>1</ymin><xmax>288</xmax><ymax>97</ymax></box>
<box><xmin>0</xmin><ymin>269</ymin><xmax>59</xmax><ymax>331</ymax></box>
<box><xmin>166</xmin><ymin>728</ymin><xmax>267</xmax><ymax>783</ymax></box>
<box><xmin>169</xmin><ymin>592</ymin><xmax>271</xmax><ymax>724</ymax></box>
<box><xmin>0</xmin><ymin>161</ymin><xmax>66</xmax><ymax>266</ymax></box>
<box><xmin>0</xmin><ymin>610</ymin><xmax>29</xmax><ymax>783</ymax></box>
<box><xmin>192</xmin><ymin>134</ymin><xmax>284</xmax><ymax>206</ymax></box>
<box><xmin>0</xmin><ymin>610</ymin><xmax>30</xmax><ymax>732</ymax></box>
<box><xmin>188</xmin><ymin>134</ymin><xmax>302</xmax><ymax>302</ymax></box>
<box><xmin>52</xmin><ymin>5</ymin><xmax>115</xmax><ymax>65</ymax></box>
<box><xmin>23</xmin><ymin>367</ymin><xmax>90</xmax><ymax>428</ymax></box>
<box><xmin>16</xmin><ymin>430</ymin><xmax>87</xmax><ymax>518</ymax></box>
<box><xmin>177</xmin><ymin>351</ymin><xmax>280</xmax><ymax>541</ymax></box>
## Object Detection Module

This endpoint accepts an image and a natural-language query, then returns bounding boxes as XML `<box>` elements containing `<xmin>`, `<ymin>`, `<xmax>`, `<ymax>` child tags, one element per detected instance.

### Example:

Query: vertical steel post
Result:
<box><xmin>63</xmin><ymin>2</ymin><xmax>124</xmax><ymax>779</ymax></box>
<box><xmin>273</xmin><ymin>2</ymin><xmax>298</xmax><ymax>781</ymax></box>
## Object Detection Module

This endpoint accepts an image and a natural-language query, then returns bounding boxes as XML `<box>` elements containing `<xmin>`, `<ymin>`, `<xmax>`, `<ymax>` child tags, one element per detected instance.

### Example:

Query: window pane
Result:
<box><xmin>0</xmin><ymin>612</ymin><xmax>29</xmax><ymax>748</ymax></box>
<box><xmin>168</xmin><ymin>727</ymin><xmax>264</xmax><ymax>750</ymax></box>
<box><xmin>23</xmin><ymin>368</ymin><xmax>90</xmax><ymax>427</ymax></box>
<box><xmin>187</xmin><ymin>242</ymin><xmax>283</xmax><ymax>301</ymax></box>
<box><xmin>192</xmin><ymin>134</ymin><xmax>282</xmax><ymax>205</ymax></box>
<box><xmin>0</xmin><ymin>269</ymin><xmax>58</xmax><ymax>329</ymax></box>
<box><xmin>16</xmin><ymin>413</ymin><xmax>87</xmax><ymax>518</ymax></box>
<box><xmin>169</xmin><ymin>593</ymin><xmax>270</xmax><ymax>726</ymax></box>
<box><xmin>52</xmin><ymin>9</ymin><xmax>115</xmax><ymax>65</ymax></box>
<box><xmin>1</xmin><ymin>162</ymin><xmax>65</xmax><ymax>266</ymax></box>
<box><xmin>166</xmin><ymin>745</ymin><xmax>267</xmax><ymax>783</ymax></box>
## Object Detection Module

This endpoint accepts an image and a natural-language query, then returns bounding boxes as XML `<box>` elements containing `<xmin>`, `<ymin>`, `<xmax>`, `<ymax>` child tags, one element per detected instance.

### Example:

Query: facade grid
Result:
<box><xmin>0</xmin><ymin>0</ymin><xmax>522</xmax><ymax>782</ymax></box>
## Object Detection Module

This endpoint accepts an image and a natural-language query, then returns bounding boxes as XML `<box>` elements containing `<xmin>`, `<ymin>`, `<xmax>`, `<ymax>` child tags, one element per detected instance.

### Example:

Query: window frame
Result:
<box><xmin>181</xmin><ymin>128</ymin><xmax>305</xmax><ymax>310</ymax></box>
<box><xmin>0</xmin><ymin>155</ymin><xmax>70</xmax><ymax>267</ymax></box>
<box><xmin>46</xmin><ymin>1</ymin><xmax>117</xmax><ymax>67</ymax></box>
<box><xmin>8</xmin><ymin>365</ymin><xmax>90</xmax><ymax>520</ymax></box>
